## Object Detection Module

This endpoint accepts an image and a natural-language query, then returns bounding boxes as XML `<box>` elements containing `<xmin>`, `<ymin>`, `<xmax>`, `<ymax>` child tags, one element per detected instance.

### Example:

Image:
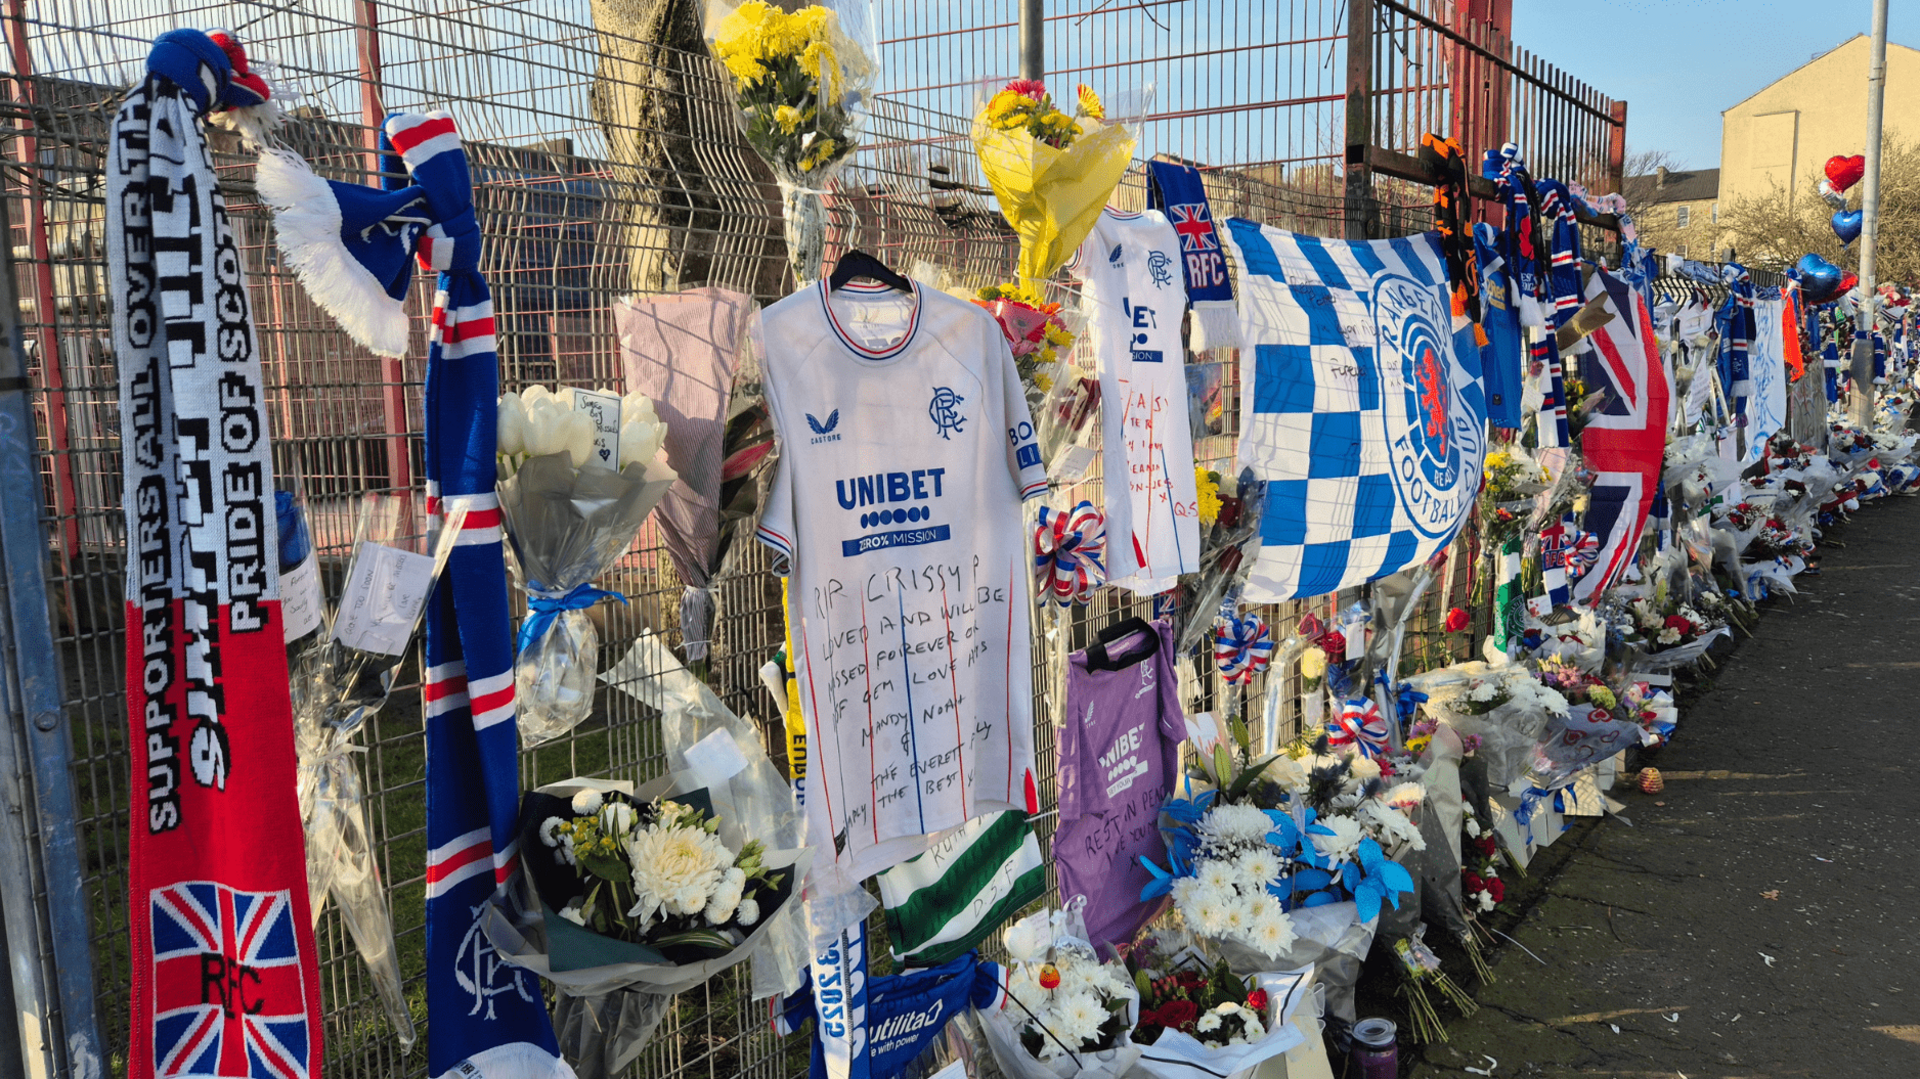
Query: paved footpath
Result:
<box><xmin>1413</xmin><ymin>491</ymin><xmax>1920</xmax><ymax>1079</ymax></box>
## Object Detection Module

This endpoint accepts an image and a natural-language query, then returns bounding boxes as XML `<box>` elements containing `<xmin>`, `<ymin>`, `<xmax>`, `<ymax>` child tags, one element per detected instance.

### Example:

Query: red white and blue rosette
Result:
<box><xmin>1212</xmin><ymin>611</ymin><xmax>1273</xmax><ymax>684</ymax></box>
<box><xmin>1033</xmin><ymin>501</ymin><xmax>1107</xmax><ymax>606</ymax></box>
<box><xmin>1327</xmin><ymin>697</ymin><xmax>1392</xmax><ymax>759</ymax></box>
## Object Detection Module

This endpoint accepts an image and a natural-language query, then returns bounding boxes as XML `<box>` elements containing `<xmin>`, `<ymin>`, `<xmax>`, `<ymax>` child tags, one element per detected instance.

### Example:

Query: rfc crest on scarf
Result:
<box><xmin>1374</xmin><ymin>272</ymin><xmax>1485</xmax><ymax>538</ymax></box>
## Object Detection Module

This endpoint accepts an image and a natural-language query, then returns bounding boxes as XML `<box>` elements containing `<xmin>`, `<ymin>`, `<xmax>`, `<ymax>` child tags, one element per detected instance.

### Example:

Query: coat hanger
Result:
<box><xmin>828</xmin><ymin>248</ymin><xmax>913</xmax><ymax>293</ymax></box>
<box><xmin>1085</xmin><ymin>616</ymin><xmax>1159</xmax><ymax>672</ymax></box>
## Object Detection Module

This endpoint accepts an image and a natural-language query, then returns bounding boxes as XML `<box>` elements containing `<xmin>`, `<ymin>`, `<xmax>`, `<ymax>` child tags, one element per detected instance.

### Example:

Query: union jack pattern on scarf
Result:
<box><xmin>150</xmin><ymin>884</ymin><xmax>309</xmax><ymax>1078</ymax></box>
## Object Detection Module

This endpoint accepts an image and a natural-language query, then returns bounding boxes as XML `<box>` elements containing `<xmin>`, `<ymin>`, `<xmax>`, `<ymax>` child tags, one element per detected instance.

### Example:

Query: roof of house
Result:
<box><xmin>1624</xmin><ymin>167</ymin><xmax>1720</xmax><ymax>206</ymax></box>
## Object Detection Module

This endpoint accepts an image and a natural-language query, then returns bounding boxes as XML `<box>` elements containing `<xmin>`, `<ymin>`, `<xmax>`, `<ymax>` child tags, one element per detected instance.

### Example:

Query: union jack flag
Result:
<box><xmin>1168</xmin><ymin>203</ymin><xmax>1218</xmax><ymax>252</ymax></box>
<box><xmin>1574</xmin><ymin>268</ymin><xmax>1672</xmax><ymax>601</ymax></box>
<box><xmin>150</xmin><ymin>883</ymin><xmax>311</xmax><ymax>1079</ymax></box>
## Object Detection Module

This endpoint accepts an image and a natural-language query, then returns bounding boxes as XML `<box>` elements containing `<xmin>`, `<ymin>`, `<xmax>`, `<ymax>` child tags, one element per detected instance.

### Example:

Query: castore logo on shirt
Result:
<box><xmin>807</xmin><ymin>409</ymin><xmax>842</xmax><ymax>444</ymax></box>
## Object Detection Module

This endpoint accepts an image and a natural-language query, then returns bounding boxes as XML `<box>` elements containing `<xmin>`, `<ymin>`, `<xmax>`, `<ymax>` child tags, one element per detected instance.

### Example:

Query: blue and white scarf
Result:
<box><xmin>1147</xmin><ymin>160</ymin><xmax>1242</xmax><ymax>350</ymax></box>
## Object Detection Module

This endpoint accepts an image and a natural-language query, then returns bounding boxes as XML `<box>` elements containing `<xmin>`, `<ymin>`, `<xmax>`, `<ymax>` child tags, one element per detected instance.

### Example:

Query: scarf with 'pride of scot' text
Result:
<box><xmin>110</xmin><ymin>28</ymin><xmax>324</xmax><ymax>1079</ymax></box>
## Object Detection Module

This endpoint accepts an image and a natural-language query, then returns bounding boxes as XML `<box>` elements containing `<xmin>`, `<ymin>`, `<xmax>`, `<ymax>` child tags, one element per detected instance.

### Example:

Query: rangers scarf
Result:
<box><xmin>1146</xmin><ymin>160</ymin><xmax>1242</xmax><ymax>350</ymax></box>
<box><xmin>110</xmin><ymin>30</ymin><xmax>324</xmax><ymax>1079</ymax></box>
<box><xmin>395</xmin><ymin>112</ymin><xmax>571</xmax><ymax>1078</ymax></box>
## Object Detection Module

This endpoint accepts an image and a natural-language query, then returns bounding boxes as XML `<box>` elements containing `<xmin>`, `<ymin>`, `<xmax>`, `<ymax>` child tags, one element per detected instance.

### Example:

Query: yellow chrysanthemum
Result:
<box><xmin>1196</xmin><ymin>468</ymin><xmax>1222</xmax><ymax>525</ymax></box>
<box><xmin>1033</xmin><ymin>369</ymin><xmax>1055</xmax><ymax>392</ymax></box>
<box><xmin>774</xmin><ymin>104</ymin><xmax>803</xmax><ymax>133</ymax></box>
<box><xmin>1043</xmin><ymin>323</ymin><xmax>1073</xmax><ymax>346</ymax></box>
<box><xmin>800</xmin><ymin>40</ymin><xmax>844</xmax><ymax>103</ymax></box>
<box><xmin>1076</xmin><ymin>83</ymin><xmax>1104</xmax><ymax>119</ymax></box>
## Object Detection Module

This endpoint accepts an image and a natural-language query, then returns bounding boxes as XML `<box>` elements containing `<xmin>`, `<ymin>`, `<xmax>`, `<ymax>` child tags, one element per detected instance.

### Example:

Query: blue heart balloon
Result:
<box><xmin>1796</xmin><ymin>253</ymin><xmax>1843</xmax><ymax>303</ymax></box>
<box><xmin>1832</xmin><ymin>209</ymin><xmax>1864</xmax><ymax>246</ymax></box>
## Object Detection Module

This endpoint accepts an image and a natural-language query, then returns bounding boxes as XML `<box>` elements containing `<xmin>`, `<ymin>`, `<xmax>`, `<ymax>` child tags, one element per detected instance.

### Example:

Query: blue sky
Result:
<box><xmin>1512</xmin><ymin>0</ymin><xmax>1914</xmax><ymax>169</ymax></box>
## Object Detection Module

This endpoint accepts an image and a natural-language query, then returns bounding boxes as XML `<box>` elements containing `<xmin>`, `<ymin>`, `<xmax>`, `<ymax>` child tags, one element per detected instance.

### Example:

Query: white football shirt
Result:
<box><xmin>1071</xmin><ymin>208</ymin><xmax>1202</xmax><ymax>594</ymax></box>
<box><xmin>756</xmin><ymin>280</ymin><xmax>1046</xmax><ymax>881</ymax></box>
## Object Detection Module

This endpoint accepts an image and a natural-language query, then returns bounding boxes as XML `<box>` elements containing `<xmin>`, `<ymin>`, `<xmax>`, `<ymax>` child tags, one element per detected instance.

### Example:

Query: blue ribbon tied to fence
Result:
<box><xmin>517</xmin><ymin>583</ymin><xmax>629</xmax><ymax>655</ymax></box>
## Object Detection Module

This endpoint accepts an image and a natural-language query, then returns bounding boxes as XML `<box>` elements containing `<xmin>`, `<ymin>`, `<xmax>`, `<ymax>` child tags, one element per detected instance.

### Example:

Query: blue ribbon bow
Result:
<box><xmin>516</xmin><ymin>583</ymin><xmax>628</xmax><ymax>655</ymax></box>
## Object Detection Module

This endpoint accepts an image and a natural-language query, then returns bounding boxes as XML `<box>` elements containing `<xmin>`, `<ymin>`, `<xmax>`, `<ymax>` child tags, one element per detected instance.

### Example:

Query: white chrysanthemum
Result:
<box><xmin>539</xmin><ymin>816</ymin><xmax>565</xmax><ymax>847</ymax></box>
<box><xmin>571</xmin><ymin>788</ymin><xmax>604</xmax><ymax>816</ymax></box>
<box><xmin>1189</xmin><ymin>890</ymin><xmax>1233</xmax><ymax>936</ymax></box>
<box><xmin>1349</xmin><ymin>756</ymin><xmax>1382</xmax><ymax>782</ymax></box>
<box><xmin>1202</xmin><ymin>804</ymin><xmax>1275</xmax><ymax>845</ymax></box>
<box><xmin>735</xmin><ymin>896</ymin><xmax>761</xmax><ymax>927</ymax></box>
<box><xmin>558</xmin><ymin>901</ymin><xmax>586</xmax><ymax>926</ymax></box>
<box><xmin>1054</xmin><ymin>990</ymin><xmax>1106</xmax><ymax>1048</ymax></box>
<box><xmin>1238</xmin><ymin>847</ymin><xmax>1282</xmax><ymax>887</ymax></box>
<box><xmin>704</xmin><ymin>872</ymin><xmax>745</xmax><ymax>924</ymax></box>
<box><xmin>625</xmin><ymin>820</ymin><xmax>734</xmax><ymax>925</ymax></box>
<box><xmin>1197</xmin><ymin>1012</ymin><xmax>1222</xmax><ymax>1033</ymax></box>
<box><xmin>1382</xmin><ymin>782</ymin><xmax>1426</xmax><ymax>809</ymax></box>
<box><xmin>1220</xmin><ymin>894</ymin><xmax>1255</xmax><ymax>936</ymax></box>
<box><xmin>1248</xmin><ymin>907</ymin><xmax>1297</xmax><ymax>957</ymax></box>
<box><xmin>1238</xmin><ymin>1011</ymin><xmax>1266</xmax><ymax>1043</ymax></box>
<box><xmin>1312</xmin><ymin>815</ymin><xmax>1365</xmax><ymax>864</ymax></box>
<box><xmin>558</xmin><ymin>833</ymin><xmax>577</xmax><ymax>866</ymax></box>
<box><xmin>1197</xmin><ymin>858</ymin><xmax>1239</xmax><ymax>894</ymax></box>
<box><xmin>1358</xmin><ymin>800</ymin><xmax>1426</xmax><ymax>853</ymax></box>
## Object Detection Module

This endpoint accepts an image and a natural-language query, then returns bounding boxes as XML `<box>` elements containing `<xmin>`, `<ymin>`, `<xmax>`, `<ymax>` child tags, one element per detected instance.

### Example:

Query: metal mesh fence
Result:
<box><xmin>0</xmin><ymin>0</ymin><xmax>1603</xmax><ymax>1075</ymax></box>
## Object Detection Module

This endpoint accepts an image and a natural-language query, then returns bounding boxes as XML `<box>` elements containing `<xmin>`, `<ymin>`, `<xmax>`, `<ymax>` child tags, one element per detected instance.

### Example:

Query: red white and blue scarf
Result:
<box><xmin>110</xmin><ymin>29</ymin><xmax>324</xmax><ymax>1079</ymax></box>
<box><xmin>387</xmin><ymin>111</ymin><xmax>572</xmax><ymax>1079</ymax></box>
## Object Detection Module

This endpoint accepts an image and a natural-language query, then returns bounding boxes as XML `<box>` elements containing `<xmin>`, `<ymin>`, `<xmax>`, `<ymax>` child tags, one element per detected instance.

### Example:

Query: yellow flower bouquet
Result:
<box><xmin>972</xmin><ymin>79</ymin><xmax>1140</xmax><ymax>286</ymax></box>
<box><xmin>704</xmin><ymin>0</ymin><xmax>877</xmax><ymax>283</ymax></box>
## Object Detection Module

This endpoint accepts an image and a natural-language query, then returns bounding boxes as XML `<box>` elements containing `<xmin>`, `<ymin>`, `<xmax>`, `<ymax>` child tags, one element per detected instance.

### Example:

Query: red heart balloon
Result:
<box><xmin>1826</xmin><ymin>154</ymin><xmax>1866</xmax><ymax>191</ymax></box>
<box><xmin>1840</xmin><ymin>271</ymin><xmax>1860</xmax><ymax>294</ymax></box>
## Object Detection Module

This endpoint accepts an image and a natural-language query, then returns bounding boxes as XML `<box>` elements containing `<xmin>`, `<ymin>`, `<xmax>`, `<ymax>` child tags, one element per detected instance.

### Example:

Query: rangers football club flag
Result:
<box><xmin>1573</xmin><ymin>267</ymin><xmax>1672</xmax><ymax>602</ymax></box>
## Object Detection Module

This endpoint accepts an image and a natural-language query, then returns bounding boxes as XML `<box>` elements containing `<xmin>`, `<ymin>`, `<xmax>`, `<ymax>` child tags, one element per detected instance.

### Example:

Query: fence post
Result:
<box><xmin>355</xmin><ymin>0</ymin><xmax>413</xmax><ymax>493</ymax></box>
<box><xmin>0</xmin><ymin>184</ymin><xmax>102</xmax><ymax>1079</ymax></box>
<box><xmin>1344</xmin><ymin>0</ymin><xmax>1375</xmax><ymax>240</ymax></box>
<box><xmin>1018</xmin><ymin>0</ymin><xmax>1044</xmax><ymax>82</ymax></box>
<box><xmin>2</xmin><ymin>0</ymin><xmax>82</xmax><ymax>595</ymax></box>
<box><xmin>1607</xmin><ymin>100</ymin><xmax>1627</xmax><ymax>195</ymax></box>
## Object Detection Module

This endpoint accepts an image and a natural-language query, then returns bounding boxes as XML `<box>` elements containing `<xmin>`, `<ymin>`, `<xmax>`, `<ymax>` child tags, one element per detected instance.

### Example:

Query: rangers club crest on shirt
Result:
<box><xmin>149</xmin><ymin>882</ymin><xmax>312</xmax><ymax>1078</ymax></box>
<box><xmin>1374</xmin><ymin>272</ymin><xmax>1483</xmax><ymax>539</ymax></box>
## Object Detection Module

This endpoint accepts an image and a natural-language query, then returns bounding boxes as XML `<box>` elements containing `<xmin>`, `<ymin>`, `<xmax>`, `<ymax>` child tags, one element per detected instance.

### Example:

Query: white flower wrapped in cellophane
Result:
<box><xmin>483</xmin><ymin>775</ymin><xmax>811</xmax><ymax>1074</ymax></box>
<box><xmin>496</xmin><ymin>386</ymin><xmax>678</xmax><ymax>746</ymax></box>
<box><xmin>290</xmin><ymin>491</ymin><xmax>466</xmax><ymax>1052</ymax></box>
<box><xmin>979</xmin><ymin>908</ymin><xmax>1142</xmax><ymax>1079</ymax></box>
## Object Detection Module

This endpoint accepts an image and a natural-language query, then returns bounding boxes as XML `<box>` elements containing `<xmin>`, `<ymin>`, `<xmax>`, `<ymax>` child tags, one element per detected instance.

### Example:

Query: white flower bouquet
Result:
<box><xmin>290</xmin><ymin>491</ymin><xmax>466</xmax><ymax>1051</ymax></box>
<box><xmin>482</xmin><ymin>775</ymin><xmax>811</xmax><ymax>1071</ymax></box>
<box><xmin>496</xmin><ymin>385</ymin><xmax>678</xmax><ymax>745</ymax></box>
<box><xmin>979</xmin><ymin>908</ymin><xmax>1142</xmax><ymax>1079</ymax></box>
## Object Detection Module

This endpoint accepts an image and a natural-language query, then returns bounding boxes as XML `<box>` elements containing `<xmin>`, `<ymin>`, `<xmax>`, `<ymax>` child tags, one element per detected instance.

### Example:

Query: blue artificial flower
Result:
<box><xmin>1338</xmin><ymin>837</ymin><xmax>1416</xmax><ymax>923</ymax></box>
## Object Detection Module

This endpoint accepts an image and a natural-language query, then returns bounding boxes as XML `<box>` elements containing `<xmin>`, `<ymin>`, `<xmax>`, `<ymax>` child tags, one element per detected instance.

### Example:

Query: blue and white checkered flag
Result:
<box><xmin>1223</xmin><ymin>221</ymin><xmax>1488</xmax><ymax>601</ymax></box>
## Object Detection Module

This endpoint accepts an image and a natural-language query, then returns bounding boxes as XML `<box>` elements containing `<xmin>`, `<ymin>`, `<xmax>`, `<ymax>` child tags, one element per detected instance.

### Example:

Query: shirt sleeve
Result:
<box><xmin>1153</xmin><ymin>624</ymin><xmax>1188</xmax><ymax>745</ymax></box>
<box><xmin>999</xmin><ymin>331</ymin><xmax>1050</xmax><ymax>502</ymax></box>
<box><xmin>971</xmin><ymin>959</ymin><xmax>1009</xmax><ymax>1011</ymax></box>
